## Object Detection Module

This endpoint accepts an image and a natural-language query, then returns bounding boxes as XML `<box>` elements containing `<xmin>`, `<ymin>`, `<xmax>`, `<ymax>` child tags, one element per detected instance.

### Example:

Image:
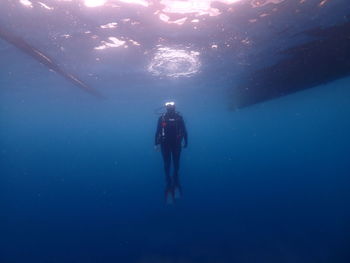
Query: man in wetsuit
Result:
<box><xmin>155</xmin><ymin>102</ymin><xmax>188</xmax><ymax>203</ymax></box>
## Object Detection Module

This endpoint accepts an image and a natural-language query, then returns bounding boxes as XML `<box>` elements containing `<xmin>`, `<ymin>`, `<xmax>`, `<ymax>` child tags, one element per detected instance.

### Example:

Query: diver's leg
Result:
<box><xmin>172</xmin><ymin>143</ymin><xmax>182</xmax><ymax>197</ymax></box>
<box><xmin>172</xmin><ymin>142</ymin><xmax>181</xmax><ymax>176</ymax></box>
<box><xmin>161</xmin><ymin>143</ymin><xmax>171</xmax><ymax>180</ymax></box>
<box><xmin>161</xmin><ymin>143</ymin><xmax>173</xmax><ymax>203</ymax></box>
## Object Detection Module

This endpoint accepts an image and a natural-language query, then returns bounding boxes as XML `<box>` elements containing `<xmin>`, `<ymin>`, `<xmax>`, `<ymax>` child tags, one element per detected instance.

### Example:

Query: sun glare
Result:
<box><xmin>118</xmin><ymin>0</ymin><xmax>150</xmax><ymax>7</ymax></box>
<box><xmin>84</xmin><ymin>0</ymin><xmax>107</xmax><ymax>7</ymax></box>
<box><xmin>19</xmin><ymin>0</ymin><xmax>33</xmax><ymax>8</ymax></box>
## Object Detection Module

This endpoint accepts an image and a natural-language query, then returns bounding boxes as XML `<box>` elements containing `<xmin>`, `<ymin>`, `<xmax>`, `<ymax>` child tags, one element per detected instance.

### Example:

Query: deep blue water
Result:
<box><xmin>1</xmin><ymin>1</ymin><xmax>350</xmax><ymax>262</ymax></box>
<box><xmin>1</xmin><ymin>75</ymin><xmax>350</xmax><ymax>262</ymax></box>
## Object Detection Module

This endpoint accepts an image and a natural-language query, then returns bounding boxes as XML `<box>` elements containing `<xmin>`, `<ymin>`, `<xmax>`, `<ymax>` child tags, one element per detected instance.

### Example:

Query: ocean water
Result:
<box><xmin>1</xmin><ymin>73</ymin><xmax>350</xmax><ymax>262</ymax></box>
<box><xmin>1</xmin><ymin>1</ymin><xmax>350</xmax><ymax>263</ymax></box>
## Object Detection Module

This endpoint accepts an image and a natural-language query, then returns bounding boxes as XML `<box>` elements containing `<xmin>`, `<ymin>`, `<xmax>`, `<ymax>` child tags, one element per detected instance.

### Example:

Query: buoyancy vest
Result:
<box><xmin>160</xmin><ymin>112</ymin><xmax>183</xmax><ymax>142</ymax></box>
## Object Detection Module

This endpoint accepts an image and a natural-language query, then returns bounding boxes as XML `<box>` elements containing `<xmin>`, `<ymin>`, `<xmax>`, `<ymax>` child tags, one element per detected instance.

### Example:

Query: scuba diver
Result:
<box><xmin>155</xmin><ymin>101</ymin><xmax>188</xmax><ymax>204</ymax></box>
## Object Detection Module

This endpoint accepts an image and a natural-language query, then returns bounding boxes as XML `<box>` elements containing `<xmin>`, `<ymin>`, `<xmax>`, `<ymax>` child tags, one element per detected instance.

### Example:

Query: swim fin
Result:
<box><xmin>173</xmin><ymin>182</ymin><xmax>182</xmax><ymax>199</ymax></box>
<box><xmin>165</xmin><ymin>189</ymin><xmax>174</xmax><ymax>205</ymax></box>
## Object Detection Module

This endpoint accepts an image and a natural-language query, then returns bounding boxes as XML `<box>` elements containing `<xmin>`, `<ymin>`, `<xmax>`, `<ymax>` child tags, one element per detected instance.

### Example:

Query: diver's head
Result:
<box><xmin>165</xmin><ymin>101</ymin><xmax>176</xmax><ymax>113</ymax></box>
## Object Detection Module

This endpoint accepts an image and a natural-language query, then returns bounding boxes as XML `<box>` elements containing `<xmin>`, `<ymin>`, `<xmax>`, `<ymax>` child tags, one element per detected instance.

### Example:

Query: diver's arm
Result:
<box><xmin>155</xmin><ymin>117</ymin><xmax>162</xmax><ymax>145</ymax></box>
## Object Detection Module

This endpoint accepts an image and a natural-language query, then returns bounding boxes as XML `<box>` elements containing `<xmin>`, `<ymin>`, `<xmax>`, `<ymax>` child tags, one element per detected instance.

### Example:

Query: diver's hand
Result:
<box><xmin>154</xmin><ymin>145</ymin><xmax>160</xmax><ymax>151</ymax></box>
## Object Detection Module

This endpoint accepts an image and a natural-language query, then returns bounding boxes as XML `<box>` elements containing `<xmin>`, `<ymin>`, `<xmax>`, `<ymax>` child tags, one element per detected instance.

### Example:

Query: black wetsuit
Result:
<box><xmin>155</xmin><ymin>111</ymin><xmax>188</xmax><ymax>189</ymax></box>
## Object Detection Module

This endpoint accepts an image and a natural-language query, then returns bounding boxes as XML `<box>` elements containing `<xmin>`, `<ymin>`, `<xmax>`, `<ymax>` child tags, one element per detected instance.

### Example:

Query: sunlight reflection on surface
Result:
<box><xmin>81</xmin><ymin>0</ymin><xmax>248</xmax><ymax>21</ymax></box>
<box><xmin>100</xmin><ymin>22</ymin><xmax>118</xmax><ymax>29</ymax></box>
<box><xmin>94</xmin><ymin>37</ymin><xmax>126</xmax><ymax>50</ymax></box>
<box><xmin>13</xmin><ymin>0</ymin><xmax>321</xmax><ymax>79</ymax></box>
<box><xmin>148</xmin><ymin>47</ymin><xmax>200</xmax><ymax>78</ymax></box>
<box><xmin>38</xmin><ymin>2</ymin><xmax>54</xmax><ymax>10</ymax></box>
<box><xmin>160</xmin><ymin>0</ymin><xmax>242</xmax><ymax>16</ymax></box>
